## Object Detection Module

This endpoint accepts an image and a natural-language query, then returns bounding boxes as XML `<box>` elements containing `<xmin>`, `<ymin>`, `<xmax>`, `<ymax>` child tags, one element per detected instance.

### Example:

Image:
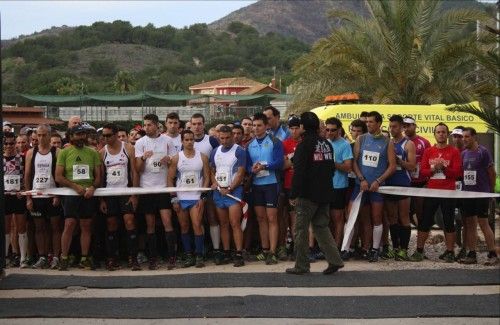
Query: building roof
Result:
<box><xmin>3</xmin><ymin>116</ymin><xmax>64</xmax><ymax>126</ymax></box>
<box><xmin>2</xmin><ymin>107</ymin><xmax>45</xmax><ymax>113</ymax></box>
<box><xmin>238</xmin><ymin>84</ymin><xmax>280</xmax><ymax>95</ymax></box>
<box><xmin>189</xmin><ymin>77</ymin><xmax>265</xmax><ymax>90</ymax></box>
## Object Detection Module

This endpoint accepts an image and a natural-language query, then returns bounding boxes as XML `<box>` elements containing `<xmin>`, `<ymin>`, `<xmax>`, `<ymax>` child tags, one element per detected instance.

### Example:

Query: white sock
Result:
<box><xmin>372</xmin><ymin>225</ymin><xmax>383</xmax><ymax>250</ymax></box>
<box><xmin>18</xmin><ymin>232</ymin><xmax>28</xmax><ymax>261</ymax></box>
<box><xmin>210</xmin><ymin>225</ymin><xmax>220</xmax><ymax>250</ymax></box>
<box><xmin>5</xmin><ymin>234</ymin><xmax>11</xmax><ymax>256</ymax></box>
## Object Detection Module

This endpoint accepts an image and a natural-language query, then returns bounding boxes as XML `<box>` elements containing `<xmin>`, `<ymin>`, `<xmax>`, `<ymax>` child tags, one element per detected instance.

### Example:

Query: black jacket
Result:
<box><xmin>290</xmin><ymin>131</ymin><xmax>335</xmax><ymax>203</ymax></box>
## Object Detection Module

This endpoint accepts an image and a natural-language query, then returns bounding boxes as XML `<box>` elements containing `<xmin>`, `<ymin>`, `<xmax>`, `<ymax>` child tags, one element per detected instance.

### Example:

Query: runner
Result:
<box><xmin>384</xmin><ymin>115</ymin><xmax>416</xmax><ymax>261</ymax></box>
<box><xmin>325</xmin><ymin>117</ymin><xmax>353</xmax><ymax>249</ymax></box>
<box><xmin>263</xmin><ymin>106</ymin><xmax>290</xmax><ymax>141</ymax></box>
<box><xmin>190</xmin><ymin>113</ymin><xmax>222</xmax><ymax>262</ymax></box>
<box><xmin>134</xmin><ymin>113</ymin><xmax>175</xmax><ymax>270</ymax></box>
<box><xmin>351</xmin><ymin>111</ymin><xmax>396</xmax><ymax>262</ymax></box>
<box><xmin>459</xmin><ymin>127</ymin><xmax>498</xmax><ymax>265</ymax></box>
<box><xmin>168</xmin><ymin>130</ymin><xmax>210</xmax><ymax>268</ymax></box>
<box><xmin>3</xmin><ymin>132</ymin><xmax>28</xmax><ymax>268</ymax></box>
<box><xmin>410</xmin><ymin>123</ymin><xmax>462</xmax><ymax>262</ymax></box>
<box><xmin>99</xmin><ymin>123</ymin><xmax>141</xmax><ymax>271</ymax></box>
<box><xmin>232</xmin><ymin>124</ymin><xmax>245</xmax><ymax>146</ymax></box>
<box><xmin>24</xmin><ymin>125</ymin><xmax>62</xmax><ymax>269</ymax></box>
<box><xmin>55</xmin><ymin>124</ymin><xmax>101</xmax><ymax>270</ymax></box>
<box><xmin>117</xmin><ymin>126</ymin><xmax>128</xmax><ymax>143</ymax></box>
<box><xmin>165</xmin><ymin>112</ymin><xmax>182</xmax><ymax>157</ymax></box>
<box><xmin>239</xmin><ymin>117</ymin><xmax>254</xmax><ymax>148</ymax></box>
<box><xmin>210</xmin><ymin>126</ymin><xmax>247</xmax><ymax>267</ymax></box>
<box><xmin>246</xmin><ymin>112</ymin><xmax>284</xmax><ymax>264</ymax></box>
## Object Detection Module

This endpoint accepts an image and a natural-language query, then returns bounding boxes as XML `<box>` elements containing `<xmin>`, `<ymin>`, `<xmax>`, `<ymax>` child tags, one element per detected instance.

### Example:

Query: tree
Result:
<box><xmin>114</xmin><ymin>70</ymin><xmax>135</xmax><ymax>93</ymax></box>
<box><xmin>289</xmin><ymin>0</ymin><xmax>488</xmax><ymax>113</ymax></box>
<box><xmin>89</xmin><ymin>58</ymin><xmax>117</xmax><ymax>77</ymax></box>
<box><xmin>447</xmin><ymin>5</ymin><xmax>500</xmax><ymax>134</ymax></box>
<box><xmin>53</xmin><ymin>77</ymin><xmax>82</xmax><ymax>95</ymax></box>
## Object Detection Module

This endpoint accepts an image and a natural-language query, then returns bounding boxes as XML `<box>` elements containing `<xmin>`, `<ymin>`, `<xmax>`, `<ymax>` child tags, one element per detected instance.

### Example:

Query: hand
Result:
<box><xmin>211</xmin><ymin>183</ymin><xmax>219</xmax><ymax>190</ymax></box>
<box><xmin>52</xmin><ymin>197</ymin><xmax>61</xmax><ymax>207</ymax></box>
<box><xmin>360</xmin><ymin>179</ymin><xmax>369</xmax><ymax>192</ymax></box>
<box><xmin>99</xmin><ymin>199</ymin><xmax>108</xmax><ymax>214</ymax></box>
<box><xmin>251</xmin><ymin>162</ymin><xmax>261</xmax><ymax>174</ymax></box>
<box><xmin>369</xmin><ymin>181</ymin><xmax>380</xmax><ymax>192</ymax></box>
<box><xmin>77</xmin><ymin>186</ymin><xmax>86</xmax><ymax>196</ymax></box>
<box><xmin>84</xmin><ymin>186</ymin><xmax>95</xmax><ymax>199</ymax></box>
<box><xmin>219</xmin><ymin>187</ymin><xmax>230</xmax><ymax>196</ymax></box>
<box><xmin>127</xmin><ymin>195</ymin><xmax>138</xmax><ymax>212</ymax></box>
<box><xmin>160</xmin><ymin>155</ymin><xmax>171</xmax><ymax>166</ymax></box>
<box><xmin>16</xmin><ymin>192</ymin><xmax>23</xmax><ymax>199</ymax></box>
<box><xmin>26</xmin><ymin>197</ymin><xmax>33</xmax><ymax>212</ymax></box>
<box><xmin>289</xmin><ymin>199</ymin><xmax>297</xmax><ymax>207</ymax></box>
<box><xmin>143</xmin><ymin>150</ymin><xmax>154</xmax><ymax>160</ymax></box>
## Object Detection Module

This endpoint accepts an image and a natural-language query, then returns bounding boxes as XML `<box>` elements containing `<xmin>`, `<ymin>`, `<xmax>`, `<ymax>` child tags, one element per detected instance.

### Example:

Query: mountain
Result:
<box><xmin>209</xmin><ymin>0</ymin><xmax>488</xmax><ymax>44</ymax></box>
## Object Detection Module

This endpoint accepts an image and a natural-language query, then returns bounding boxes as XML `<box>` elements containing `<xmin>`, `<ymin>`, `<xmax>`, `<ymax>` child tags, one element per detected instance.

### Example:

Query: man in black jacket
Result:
<box><xmin>286</xmin><ymin>112</ymin><xmax>344</xmax><ymax>275</ymax></box>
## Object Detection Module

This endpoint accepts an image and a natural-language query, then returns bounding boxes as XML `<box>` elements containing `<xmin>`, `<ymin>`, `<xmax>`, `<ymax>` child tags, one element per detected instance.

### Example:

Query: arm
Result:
<box><xmin>400</xmin><ymin>140</ymin><xmax>416</xmax><ymax>171</ymax></box>
<box><xmin>134</xmin><ymin>142</ymin><xmax>147</xmax><ymax>173</ymax></box>
<box><xmin>24</xmin><ymin>149</ymin><xmax>34</xmax><ymax>191</ymax></box>
<box><xmin>201</xmin><ymin>154</ymin><xmax>211</xmax><ymax>188</ymax></box>
<box><xmin>352</xmin><ymin>139</ymin><xmax>369</xmax><ymax>191</ymax></box>
<box><xmin>487</xmin><ymin>166</ymin><xmax>496</xmax><ymax>192</ymax></box>
<box><xmin>420</xmin><ymin>148</ymin><xmax>432</xmax><ymax>178</ymax></box>
<box><xmin>266</xmin><ymin>139</ymin><xmax>284</xmax><ymax>170</ymax></box>
<box><xmin>443</xmin><ymin>148</ymin><xmax>462</xmax><ymax>179</ymax></box>
<box><xmin>290</xmin><ymin>141</ymin><xmax>309</xmax><ymax>200</ymax></box>
<box><xmin>167</xmin><ymin>154</ymin><xmax>178</xmax><ymax>188</ymax></box>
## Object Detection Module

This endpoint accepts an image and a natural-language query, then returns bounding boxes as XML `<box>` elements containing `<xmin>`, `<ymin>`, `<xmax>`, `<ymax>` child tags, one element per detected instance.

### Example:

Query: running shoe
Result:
<box><xmin>58</xmin><ymin>257</ymin><xmax>69</xmax><ymax>271</ymax></box>
<box><xmin>137</xmin><ymin>252</ymin><xmax>148</xmax><ymax>264</ymax></box>
<box><xmin>50</xmin><ymin>256</ymin><xmax>60</xmax><ymax>270</ymax></box>
<box><xmin>308</xmin><ymin>250</ymin><xmax>317</xmax><ymax>263</ymax></box>
<box><xmin>455</xmin><ymin>247</ymin><xmax>467</xmax><ymax>262</ymax></box>
<box><xmin>128</xmin><ymin>256</ymin><xmax>142</xmax><ymax>271</ymax></box>
<box><xmin>79</xmin><ymin>257</ymin><xmax>92</xmax><ymax>270</ymax></box>
<box><xmin>395</xmin><ymin>249</ymin><xmax>409</xmax><ymax>261</ymax></box>
<box><xmin>277</xmin><ymin>245</ymin><xmax>288</xmax><ymax>261</ymax></box>
<box><xmin>484</xmin><ymin>256</ymin><xmax>499</xmax><ymax>266</ymax></box>
<box><xmin>340</xmin><ymin>250</ymin><xmax>352</xmax><ymax>261</ymax></box>
<box><xmin>265</xmin><ymin>253</ymin><xmax>278</xmax><ymax>265</ymax></box>
<box><xmin>195</xmin><ymin>255</ymin><xmax>205</xmax><ymax>268</ymax></box>
<box><xmin>10</xmin><ymin>254</ymin><xmax>20</xmax><ymax>267</ymax></box>
<box><xmin>68</xmin><ymin>254</ymin><xmax>78</xmax><ymax>267</ymax></box>
<box><xmin>368</xmin><ymin>248</ymin><xmax>379</xmax><ymax>263</ymax></box>
<box><xmin>442</xmin><ymin>250</ymin><xmax>455</xmax><ymax>263</ymax></box>
<box><xmin>167</xmin><ymin>256</ymin><xmax>177</xmax><ymax>270</ymax></box>
<box><xmin>183</xmin><ymin>254</ymin><xmax>195</xmax><ymax>268</ymax></box>
<box><xmin>20</xmin><ymin>259</ymin><xmax>30</xmax><ymax>269</ymax></box>
<box><xmin>409</xmin><ymin>251</ymin><xmax>424</xmax><ymax>262</ymax></box>
<box><xmin>214</xmin><ymin>250</ymin><xmax>224</xmax><ymax>265</ymax></box>
<box><xmin>32</xmin><ymin>256</ymin><xmax>48</xmax><ymax>269</ymax></box>
<box><xmin>233</xmin><ymin>254</ymin><xmax>245</xmax><ymax>267</ymax></box>
<box><xmin>255</xmin><ymin>251</ymin><xmax>267</xmax><ymax>262</ymax></box>
<box><xmin>148</xmin><ymin>257</ymin><xmax>159</xmax><ymax>270</ymax></box>
<box><xmin>380</xmin><ymin>247</ymin><xmax>395</xmax><ymax>260</ymax></box>
<box><xmin>106</xmin><ymin>258</ymin><xmax>119</xmax><ymax>271</ymax></box>
<box><xmin>313</xmin><ymin>250</ymin><xmax>325</xmax><ymax>260</ymax></box>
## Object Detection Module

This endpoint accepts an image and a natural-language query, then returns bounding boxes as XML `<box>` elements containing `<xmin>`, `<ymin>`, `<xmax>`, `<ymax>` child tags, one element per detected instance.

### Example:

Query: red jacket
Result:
<box><xmin>421</xmin><ymin>145</ymin><xmax>462</xmax><ymax>190</ymax></box>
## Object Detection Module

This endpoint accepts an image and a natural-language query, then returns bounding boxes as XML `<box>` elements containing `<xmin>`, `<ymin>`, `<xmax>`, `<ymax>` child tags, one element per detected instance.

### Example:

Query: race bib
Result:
<box><xmin>73</xmin><ymin>164</ymin><xmax>90</xmax><ymax>180</ymax></box>
<box><xmin>33</xmin><ymin>173</ymin><xmax>51</xmax><ymax>189</ymax></box>
<box><xmin>215</xmin><ymin>167</ymin><xmax>230</xmax><ymax>187</ymax></box>
<box><xmin>107</xmin><ymin>165</ymin><xmax>127</xmax><ymax>185</ymax></box>
<box><xmin>396</xmin><ymin>155</ymin><xmax>403</xmax><ymax>171</ymax></box>
<box><xmin>256</xmin><ymin>161</ymin><xmax>270</xmax><ymax>178</ymax></box>
<box><xmin>411</xmin><ymin>164</ymin><xmax>420</xmax><ymax>178</ymax></box>
<box><xmin>147</xmin><ymin>153</ymin><xmax>164</xmax><ymax>173</ymax></box>
<box><xmin>4</xmin><ymin>175</ymin><xmax>20</xmax><ymax>191</ymax></box>
<box><xmin>463</xmin><ymin>170</ymin><xmax>477</xmax><ymax>186</ymax></box>
<box><xmin>181</xmin><ymin>172</ymin><xmax>199</xmax><ymax>188</ymax></box>
<box><xmin>362</xmin><ymin>150</ymin><xmax>379</xmax><ymax>168</ymax></box>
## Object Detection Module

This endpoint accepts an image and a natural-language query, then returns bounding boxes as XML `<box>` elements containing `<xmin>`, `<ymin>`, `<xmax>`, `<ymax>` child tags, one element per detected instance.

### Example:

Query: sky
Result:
<box><xmin>0</xmin><ymin>1</ymin><xmax>257</xmax><ymax>40</ymax></box>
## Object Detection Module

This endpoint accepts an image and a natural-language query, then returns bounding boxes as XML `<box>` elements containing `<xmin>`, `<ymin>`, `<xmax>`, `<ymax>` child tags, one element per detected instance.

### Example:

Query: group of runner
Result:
<box><xmin>2</xmin><ymin>106</ymin><xmax>498</xmax><ymax>271</ymax></box>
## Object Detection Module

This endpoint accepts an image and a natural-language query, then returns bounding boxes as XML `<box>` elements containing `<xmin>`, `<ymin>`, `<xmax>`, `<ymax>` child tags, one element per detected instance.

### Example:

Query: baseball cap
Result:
<box><xmin>451</xmin><ymin>128</ymin><xmax>463</xmax><ymax>137</ymax></box>
<box><xmin>402</xmin><ymin>117</ymin><xmax>416</xmax><ymax>124</ymax></box>
<box><xmin>69</xmin><ymin>124</ymin><xmax>87</xmax><ymax>134</ymax></box>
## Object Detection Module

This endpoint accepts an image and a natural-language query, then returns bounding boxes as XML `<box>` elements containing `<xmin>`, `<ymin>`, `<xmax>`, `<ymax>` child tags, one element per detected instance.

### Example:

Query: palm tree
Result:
<box><xmin>114</xmin><ymin>70</ymin><xmax>135</xmax><ymax>94</ymax></box>
<box><xmin>289</xmin><ymin>0</ymin><xmax>488</xmax><ymax>114</ymax></box>
<box><xmin>447</xmin><ymin>5</ymin><xmax>499</xmax><ymax>135</ymax></box>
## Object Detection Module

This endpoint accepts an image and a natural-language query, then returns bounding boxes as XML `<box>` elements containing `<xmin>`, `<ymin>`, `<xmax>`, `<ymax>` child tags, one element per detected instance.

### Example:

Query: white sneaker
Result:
<box><xmin>32</xmin><ymin>256</ymin><xmax>48</xmax><ymax>269</ymax></box>
<box><xmin>484</xmin><ymin>256</ymin><xmax>499</xmax><ymax>266</ymax></box>
<box><xmin>50</xmin><ymin>256</ymin><xmax>60</xmax><ymax>269</ymax></box>
<box><xmin>137</xmin><ymin>252</ymin><xmax>148</xmax><ymax>264</ymax></box>
<box><xmin>20</xmin><ymin>259</ymin><xmax>30</xmax><ymax>269</ymax></box>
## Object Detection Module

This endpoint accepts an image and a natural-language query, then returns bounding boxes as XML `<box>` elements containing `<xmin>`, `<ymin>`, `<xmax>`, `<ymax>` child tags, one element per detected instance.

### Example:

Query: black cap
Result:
<box><xmin>69</xmin><ymin>125</ymin><xmax>87</xmax><ymax>135</ymax></box>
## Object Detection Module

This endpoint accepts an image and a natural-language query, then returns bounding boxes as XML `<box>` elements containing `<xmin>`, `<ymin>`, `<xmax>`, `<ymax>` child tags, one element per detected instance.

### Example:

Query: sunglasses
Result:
<box><xmin>102</xmin><ymin>133</ymin><xmax>115</xmax><ymax>138</ymax></box>
<box><xmin>325</xmin><ymin>128</ymin><xmax>338</xmax><ymax>132</ymax></box>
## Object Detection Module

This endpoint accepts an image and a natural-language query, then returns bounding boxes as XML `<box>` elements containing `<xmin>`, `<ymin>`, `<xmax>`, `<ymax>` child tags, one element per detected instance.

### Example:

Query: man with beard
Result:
<box><xmin>56</xmin><ymin>125</ymin><xmax>101</xmax><ymax>270</ymax></box>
